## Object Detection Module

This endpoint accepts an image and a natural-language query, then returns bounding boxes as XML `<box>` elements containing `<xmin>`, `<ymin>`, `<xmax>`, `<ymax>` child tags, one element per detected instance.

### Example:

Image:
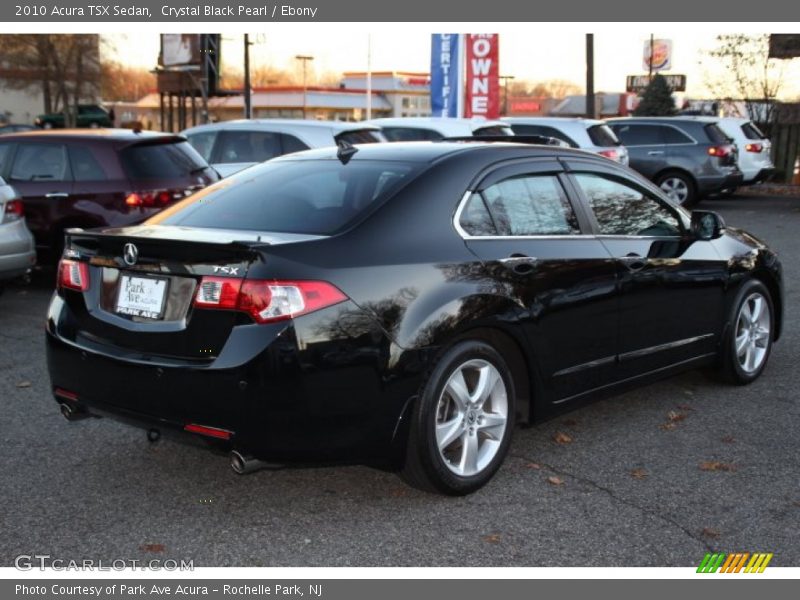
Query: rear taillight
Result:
<box><xmin>193</xmin><ymin>277</ymin><xmax>347</xmax><ymax>324</ymax></box>
<box><xmin>598</xmin><ymin>149</ymin><xmax>619</xmax><ymax>160</ymax></box>
<box><xmin>708</xmin><ymin>145</ymin><xmax>734</xmax><ymax>157</ymax></box>
<box><xmin>745</xmin><ymin>143</ymin><xmax>763</xmax><ymax>153</ymax></box>
<box><xmin>3</xmin><ymin>199</ymin><xmax>24</xmax><ymax>223</ymax></box>
<box><xmin>57</xmin><ymin>259</ymin><xmax>90</xmax><ymax>291</ymax></box>
<box><xmin>125</xmin><ymin>190</ymin><xmax>179</xmax><ymax>208</ymax></box>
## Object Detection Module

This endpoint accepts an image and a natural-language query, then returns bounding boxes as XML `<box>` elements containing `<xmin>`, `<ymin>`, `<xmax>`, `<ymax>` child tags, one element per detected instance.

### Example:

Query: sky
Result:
<box><xmin>105</xmin><ymin>28</ymin><xmax>800</xmax><ymax>100</ymax></box>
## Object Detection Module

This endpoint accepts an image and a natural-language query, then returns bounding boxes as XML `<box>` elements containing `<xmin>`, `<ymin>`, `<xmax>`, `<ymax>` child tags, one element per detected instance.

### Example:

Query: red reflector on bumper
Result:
<box><xmin>184</xmin><ymin>423</ymin><xmax>232</xmax><ymax>440</ymax></box>
<box><xmin>54</xmin><ymin>387</ymin><xmax>79</xmax><ymax>401</ymax></box>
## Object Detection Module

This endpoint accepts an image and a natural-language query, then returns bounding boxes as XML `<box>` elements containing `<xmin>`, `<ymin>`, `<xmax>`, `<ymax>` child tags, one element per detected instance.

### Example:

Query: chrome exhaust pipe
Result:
<box><xmin>229</xmin><ymin>450</ymin><xmax>281</xmax><ymax>475</ymax></box>
<box><xmin>59</xmin><ymin>402</ymin><xmax>90</xmax><ymax>421</ymax></box>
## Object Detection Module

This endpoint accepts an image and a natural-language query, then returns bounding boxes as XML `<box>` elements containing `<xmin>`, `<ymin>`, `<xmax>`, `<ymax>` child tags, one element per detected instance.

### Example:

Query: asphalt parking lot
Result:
<box><xmin>1</xmin><ymin>192</ymin><xmax>798</xmax><ymax>568</ymax></box>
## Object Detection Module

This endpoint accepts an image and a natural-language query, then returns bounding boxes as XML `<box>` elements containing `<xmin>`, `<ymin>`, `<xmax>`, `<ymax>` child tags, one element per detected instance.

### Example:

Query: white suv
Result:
<box><xmin>502</xmin><ymin>117</ymin><xmax>629</xmax><ymax>165</ymax></box>
<box><xmin>182</xmin><ymin>119</ymin><xmax>385</xmax><ymax>178</ymax></box>
<box><xmin>714</xmin><ymin>117</ymin><xmax>775</xmax><ymax>186</ymax></box>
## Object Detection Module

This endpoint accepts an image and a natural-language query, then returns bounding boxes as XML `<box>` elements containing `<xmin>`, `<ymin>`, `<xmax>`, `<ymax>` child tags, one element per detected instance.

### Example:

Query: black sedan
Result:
<box><xmin>46</xmin><ymin>141</ymin><xmax>783</xmax><ymax>495</ymax></box>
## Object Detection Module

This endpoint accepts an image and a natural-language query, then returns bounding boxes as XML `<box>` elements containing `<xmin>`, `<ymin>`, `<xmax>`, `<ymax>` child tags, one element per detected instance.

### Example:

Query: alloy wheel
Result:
<box><xmin>435</xmin><ymin>359</ymin><xmax>508</xmax><ymax>477</ymax></box>
<box><xmin>660</xmin><ymin>177</ymin><xmax>689</xmax><ymax>204</ymax></box>
<box><xmin>734</xmin><ymin>292</ymin><xmax>771</xmax><ymax>374</ymax></box>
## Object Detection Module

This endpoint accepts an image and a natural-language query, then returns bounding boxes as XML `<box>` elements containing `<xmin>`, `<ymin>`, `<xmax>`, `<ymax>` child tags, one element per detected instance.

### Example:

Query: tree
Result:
<box><xmin>101</xmin><ymin>61</ymin><xmax>155</xmax><ymax>102</ymax></box>
<box><xmin>633</xmin><ymin>74</ymin><xmax>676</xmax><ymax>116</ymax></box>
<box><xmin>0</xmin><ymin>34</ymin><xmax>101</xmax><ymax>122</ymax></box>
<box><xmin>702</xmin><ymin>34</ymin><xmax>784</xmax><ymax>132</ymax></box>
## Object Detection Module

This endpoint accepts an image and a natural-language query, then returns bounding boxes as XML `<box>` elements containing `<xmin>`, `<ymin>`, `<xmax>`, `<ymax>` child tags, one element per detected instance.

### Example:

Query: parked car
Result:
<box><xmin>0</xmin><ymin>124</ymin><xmax>36</xmax><ymax>135</ymax></box>
<box><xmin>502</xmin><ymin>117</ymin><xmax>629</xmax><ymax>165</ymax></box>
<box><xmin>35</xmin><ymin>104</ymin><xmax>114</xmax><ymax>129</ymax></box>
<box><xmin>0</xmin><ymin>176</ymin><xmax>36</xmax><ymax>294</ymax></box>
<box><xmin>713</xmin><ymin>117</ymin><xmax>775</xmax><ymax>189</ymax></box>
<box><xmin>0</xmin><ymin>129</ymin><xmax>218</xmax><ymax>260</ymax></box>
<box><xmin>606</xmin><ymin>117</ymin><xmax>743</xmax><ymax>206</ymax></box>
<box><xmin>368</xmin><ymin>117</ymin><xmax>513</xmax><ymax>141</ymax></box>
<box><xmin>46</xmin><ymin>141</ymin><xmax>782</xmax><ymax>494</ymax></box>
<box><xmin>181</xmin><ymin>119</ymin><xmax>385</xmax><ymax>177</ymax></box>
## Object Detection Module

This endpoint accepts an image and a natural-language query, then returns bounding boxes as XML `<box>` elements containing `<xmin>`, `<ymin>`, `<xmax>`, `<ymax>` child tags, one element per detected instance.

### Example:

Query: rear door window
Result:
<box><xmin>10</xmin><ymin>143</ymin><xmax>71</xmax><ymax>182</ymax></box>
<box><xmin>610</xmin><ymin>124</ymin><xmax>664</xmax><ymax>146</ymax></box>
<box><xmin>121</xmin><ymin>141</ymin><xmax>207</xmax><ymax>180</ymax></box>
<box><xmin>280</xmin><ymin>133</ymin><xmax>310</xmax><ymax>154</ymax></box>
<box><xmin>156</xmin><ymin>159</ymin><xmax>420</xmax><ymax>235</ymax></box>
<box><xmin>185</xmin><ymin>131</ymin><xmax>218</xmax><ymax>162</ymax></box>
<box><xmin>0</xmin><ymin>143</ymin><xmax>13</xmax><ymax>175</ymax></box>
<box><xmin>480</xmin><ymin>174</ymin><xmax>580</xmax><ymax>236</ymax></box>
<box><xmin>704</xmin><ymin>124</ymin><xmax>732</xmax><ymax>144</ymax></box>
<box><xmin>662</xmin><ymin>126</ymin><xmax>694</xmax><ymax>144</ymax></box>
<box><xmin>741</xmin><ymin>122</ymin><xmax>766</xmax><ymax>140</ymax></box>
<box><xmin>587</xmin><ymin>124</ymin><xmax>621</xmax><ymax>147</ymax></box>
<box><xmin>68</xmin><ymin>145</ymin><xmax>108</xmax><ymax>181</ymax></box>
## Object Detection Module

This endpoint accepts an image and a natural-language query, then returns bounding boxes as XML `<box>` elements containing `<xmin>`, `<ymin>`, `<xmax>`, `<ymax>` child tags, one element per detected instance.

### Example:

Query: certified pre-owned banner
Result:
<box><xmin>464</xmin><ymin>34</ymin><xmax>500</xmax><ymax>119</ymax></box>
<box><xmin>430</xmin><ymin>34</ymin><xmax>461</xmax><ymax>118</ymax></box>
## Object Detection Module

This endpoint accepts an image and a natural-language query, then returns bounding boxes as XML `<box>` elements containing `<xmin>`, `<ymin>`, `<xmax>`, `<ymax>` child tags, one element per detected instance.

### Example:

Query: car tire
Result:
<box><xmin>400</xmin><ymin>340</ymin><xmax>516</xmax><ymax>495</ymax></box>
<box><xmin>656</xmin><ymin>171</ymin><xmax>697</xmax><ymax>207</ymax></box>
<box><xmin>718</xmin><ymin>280</ymin><xmax>774</xmax><ymax>385</ymax></box>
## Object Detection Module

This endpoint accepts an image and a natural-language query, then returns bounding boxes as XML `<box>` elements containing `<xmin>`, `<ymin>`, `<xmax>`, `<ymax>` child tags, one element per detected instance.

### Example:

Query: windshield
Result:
<box><xmin>154</xmin><ymin>159</ymin><xmax>421</xmax><ymax>235</ymax></box>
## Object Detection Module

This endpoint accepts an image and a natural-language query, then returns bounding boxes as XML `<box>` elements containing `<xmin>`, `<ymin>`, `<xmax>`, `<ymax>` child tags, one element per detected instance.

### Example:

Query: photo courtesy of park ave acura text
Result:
<box><xmin>1</xmin><ymin>15</ymin><xmax>800</xmax><ymax>577</ymax></box>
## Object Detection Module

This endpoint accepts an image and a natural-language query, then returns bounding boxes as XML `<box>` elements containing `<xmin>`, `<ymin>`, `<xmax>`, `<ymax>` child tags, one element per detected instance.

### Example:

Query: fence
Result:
<box><xmin>769</xmin><ymin>123</ymin><xmax>800</xmax><ymax>183</ymax></box>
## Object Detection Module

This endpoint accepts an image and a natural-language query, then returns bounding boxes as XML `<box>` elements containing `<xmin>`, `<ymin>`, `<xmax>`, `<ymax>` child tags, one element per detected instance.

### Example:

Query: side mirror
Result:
<box><xmin>691</xmin><ymin>210</ymin><xmax>726</xmax><ymax>240</ymax></box>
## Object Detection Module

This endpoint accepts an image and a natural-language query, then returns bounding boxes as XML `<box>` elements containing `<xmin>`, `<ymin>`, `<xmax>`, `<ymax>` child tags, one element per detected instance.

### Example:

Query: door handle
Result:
<box><xmin>647</xmin><ymin>151</ymin><xmax>665</xmax><ymax>156</ymax></box>
<box><xmin>500</xmin><ymin>254</ymin><xmax>538</xmax><ymax>275</ymax></box>
<box><xmin>45</xmin><ymin>192</ymin><xmax>70</xmax><ymax>199</ymax></box>
<box><xmin>619</xmin><ymin>253</ymin><xmax>647</xmax><ymax>272</ymax></box>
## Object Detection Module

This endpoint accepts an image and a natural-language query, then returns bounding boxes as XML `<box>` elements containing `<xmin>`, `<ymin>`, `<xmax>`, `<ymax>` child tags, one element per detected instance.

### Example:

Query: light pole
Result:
<box><xmin>295</xmin><ymin>55</ymin><xmax>314</xmax><ymax>119</ymax></box>
<box><xmin>499</xmin><ymin>75</ymin><xmax>515</xmax><ymax>116</ymax></box>
<box><xmin>244</xmin><ymin>34</ymin><xmax>252</xmax><ymax>119</ymax></box>
<box><xmin>586</xmin><ymin>34</ymin><xmax>595</xmax><ymax>119</ymax></box>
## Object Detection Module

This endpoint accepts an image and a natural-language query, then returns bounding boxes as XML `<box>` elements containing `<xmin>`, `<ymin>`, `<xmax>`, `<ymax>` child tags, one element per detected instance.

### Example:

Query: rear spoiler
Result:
<box><xmin>442</xmin><ymin>135</ymin><xmax>570</xmax><ymax>148</ymax></box>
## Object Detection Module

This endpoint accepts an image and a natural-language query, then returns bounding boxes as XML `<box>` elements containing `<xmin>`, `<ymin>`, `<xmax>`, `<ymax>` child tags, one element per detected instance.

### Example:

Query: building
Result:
<box><xmin>341</xmin><ymin>72</ymin><xmax>432</xmax><ymax>117</ymax></box>
<box><xmin>550</xmin><ymin>93</ymin><xmax>637</xmax><ymax>117</ymax></box>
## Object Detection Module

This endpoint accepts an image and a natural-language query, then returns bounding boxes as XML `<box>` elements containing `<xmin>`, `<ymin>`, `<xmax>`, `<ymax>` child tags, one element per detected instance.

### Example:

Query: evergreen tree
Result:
<box><xmin>633</xmin><ymin>74</ymin><xmax>677</xmax><ymax>116</ymax></box>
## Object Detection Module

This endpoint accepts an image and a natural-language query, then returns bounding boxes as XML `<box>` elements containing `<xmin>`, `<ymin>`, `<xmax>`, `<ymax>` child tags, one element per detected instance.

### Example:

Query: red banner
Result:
<box><xmin>464</xmin><ymin>34</ymin><xmax>500</xmax><ymax>119</ymax></box>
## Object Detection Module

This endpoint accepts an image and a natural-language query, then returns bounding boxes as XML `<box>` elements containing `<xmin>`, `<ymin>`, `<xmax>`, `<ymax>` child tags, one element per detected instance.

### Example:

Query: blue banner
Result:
<box><xmin>430</xmin><ymin>34</ymin><xmax>460</xmax><ymax>118</ymax></box>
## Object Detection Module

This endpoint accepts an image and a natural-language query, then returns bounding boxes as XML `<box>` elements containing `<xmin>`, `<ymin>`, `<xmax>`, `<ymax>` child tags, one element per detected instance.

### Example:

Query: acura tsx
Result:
<box><xmin>46</xmin><ymin>141</ymin><xmax>782</xmax><ymax>495</ymax></box>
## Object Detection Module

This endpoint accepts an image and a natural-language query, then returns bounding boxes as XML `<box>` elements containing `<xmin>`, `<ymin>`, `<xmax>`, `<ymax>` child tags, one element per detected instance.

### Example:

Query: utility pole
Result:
<box><xmin>295</xmin><ymin>55</ymin><xmax>314</xmax><ymax>119</ymax></box>
<box><xmin>366</xmin><ymin>34</ymin><xmax>372</xmax><ymax>120</ymax></box>
<box><xmin>243</xmin><ymin>34</ymin><xmax>252</xmax><ymax>119</ymax></box>
<box><xmin>648</xmin><ymin>33</ymin><xmax>654</xmax><ymax>83</ymax></box>
<box><xmin>586</xmin><ymin>34</ymin><xmax>595</xmax><ymax>119</ymax></box>
<box><xmin>499</xmin><ymin>75</ymin><xmax>515</xmax><ymax>116</ymax></box>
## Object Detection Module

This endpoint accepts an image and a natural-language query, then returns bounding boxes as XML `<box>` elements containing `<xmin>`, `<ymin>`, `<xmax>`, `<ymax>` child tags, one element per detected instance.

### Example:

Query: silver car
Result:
<box><xmin>181</xmin><ymin>119</ymin><xmax>385</xmax><ymax>178</ymax></box>
<box><xmin>502</xmin><ymin>117</ymin><xmax>629</xmax><ymax>165</ymax></box>
<box><xmin>0</xmin><ymin>177</ymin><xmax>36</xmax><ymax>294</ymax></box>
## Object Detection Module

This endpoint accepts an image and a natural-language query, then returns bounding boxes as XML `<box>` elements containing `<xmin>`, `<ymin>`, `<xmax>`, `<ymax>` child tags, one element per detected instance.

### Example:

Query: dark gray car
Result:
<box><xmin>606</xmin><ymin>117</ymin><xmax>743</xmax><ymax>206</ymax></box>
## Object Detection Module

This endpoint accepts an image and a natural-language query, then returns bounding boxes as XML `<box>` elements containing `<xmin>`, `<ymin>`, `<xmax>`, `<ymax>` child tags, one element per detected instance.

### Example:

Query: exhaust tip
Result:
<box><xmin>230</xmin><ymin>450</ymin><xmax>248</xmax><ymax>475</ymax></box>
<box><xmin>147</xmin><ymin>428</ymin><xmax>161</xmax><ymax>443</ymax></box>
<box><xmin>59</xmin><ymin>402</ymin><xmax>89</xmax><ymax>421</ymax></box>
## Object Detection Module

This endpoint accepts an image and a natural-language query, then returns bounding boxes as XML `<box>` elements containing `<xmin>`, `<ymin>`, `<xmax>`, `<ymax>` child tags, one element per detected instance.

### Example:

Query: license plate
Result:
<box><xmin>115</xmin><ymin>275</ymin><xmax>168</xmax><ymax>320</ymax></box>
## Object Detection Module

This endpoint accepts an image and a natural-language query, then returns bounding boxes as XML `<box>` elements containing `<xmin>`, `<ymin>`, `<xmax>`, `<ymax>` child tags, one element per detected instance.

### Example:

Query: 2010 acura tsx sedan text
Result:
<box><xmin>46</xmin><ymin>141</ymin><xmax>783</xmax><ymax>495</ymax></box>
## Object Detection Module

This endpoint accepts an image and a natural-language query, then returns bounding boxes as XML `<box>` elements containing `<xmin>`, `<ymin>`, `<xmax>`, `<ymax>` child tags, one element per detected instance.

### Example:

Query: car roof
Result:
<box><xmin>606</xmin><ymin>116</ymin><xmax>717</xmax><ymax>125</ymax></box>
<box><xmin>367</xmin><ymin>117</ymin><xmax>509</xmax><ymax>134</ymax></box>
<box><xmin>181</xmin><ymin>119</ymin><xmax>380</xmax><ymax>135</ymax></box>
<box><xmin>268</xmin><ymin>139</ymin><xmax>606</xmax><ymax>164</ymax></box>
<box><xmin>502</xmin><ymin>116</ymin><xmax>605</xmax><ymax>127</ymax></box>
<box><xmin>0</xmin><ymin>128</ymin><xmax>182</xmax><ymax>143</ymax></box>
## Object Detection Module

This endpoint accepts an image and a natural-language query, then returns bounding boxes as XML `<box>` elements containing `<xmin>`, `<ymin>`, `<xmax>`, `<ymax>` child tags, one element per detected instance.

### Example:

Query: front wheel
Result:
<box><xmin>401</xmin><ymin>340</ymin><xmax>516</xmax><ymax>495</ymax></box>
<box><xmin>719</xmin><ymin>280</ymin><xmax>774</xmax><ymax>384</ymax></box>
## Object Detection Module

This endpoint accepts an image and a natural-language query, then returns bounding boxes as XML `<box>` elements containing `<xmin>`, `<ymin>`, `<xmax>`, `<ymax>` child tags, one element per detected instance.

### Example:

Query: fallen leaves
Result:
<box><xmin>546</xmin><ymin>475</ymin><xmax>565</xmax><ymax>486</ymax></box>
<box><xmin>140</xmin><ymin>543</ymin><xmax>165</xmax><ymax>553</ymax></box>
<box><xmin>481</xmin><ymin>534</ymin><xmax>502</xmax><ymax>544</ymax></box>
<box><xmin>660</xmin><ymin>409</ymin><xmax>689</xmax><ymax>430</ymax></box>
<box><xmin>15</xmin><ymin>381</ymin><xmax>31</xmax><ymax>388</ymax></box>
<box><xmin>524</xmin><ymin>462</ymin><xmax>542</xmax><ymax>470</ymax></box>
<box><xmin>701</xmin><ymin>527</ymin><xmax>721</xmax><ymax>539</ymax></box>
<box><xmin>699</xmin><ymin>461</ymin><xmax>737</xmax><ymax>472</ymax></box>
<box><xmin>553</xmin><ymin>431</ymin><xmax>573</xmax><ymax>444</ymax></box>
<box><xmin>562</xmin><ymin>418</ymin><xmax>579</xmax><ymax>427</ymax></box>
<box><xmin>721</xmin><ymin>435</ymin><xmax>736</xmax><ymax>444</ymax></box>
<box><xmin>630</xmin><ymin>468</ymin><xmax>648</xmax><ymax>480</ymax></box>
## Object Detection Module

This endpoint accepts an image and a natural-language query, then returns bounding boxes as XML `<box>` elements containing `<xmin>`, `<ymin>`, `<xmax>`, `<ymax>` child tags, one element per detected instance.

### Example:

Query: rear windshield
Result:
<box><xmin>741</xmin><ymin>122</ymin><xmax>766</xmax><ymax>140</ymax></box>
<box><xmin>587</xmin><ymin>124</ymin><xmax>621</xmax><ymax>147</ymax></box>
<box><xmin>335</xmin><ymin>129</ymin><xmax>384</xmax><ymax>144</ymax></box>
<box><xmin>158</xmin><ymin>159</ymin><xmax>420</xmax><ymax>235</ymax></box>
<box><xmin>704</xmin><ymin>124</ymin><xmax>732</xmax><ymax>144</ymax></box>
<box><xmin>121</xmin><ymin>141</ymin><xmax>209</xmax><ymax>180</ymax></box>
<box><xmin>473</xmin><ymin>125</ymin><xmax>514</xmax><ymax>137</ymax></box>
<box><xmin>381</xmin><ymin>127</ymin><xmax>444</xmax><ymax>141</ymax></box>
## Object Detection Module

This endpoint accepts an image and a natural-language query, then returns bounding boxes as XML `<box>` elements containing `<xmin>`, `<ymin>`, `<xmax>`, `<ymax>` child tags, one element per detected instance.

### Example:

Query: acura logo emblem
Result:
<box><xmin>123</xmin><ymin>243</ymin><xmax>138</xmax><ymax>266</ymax></box>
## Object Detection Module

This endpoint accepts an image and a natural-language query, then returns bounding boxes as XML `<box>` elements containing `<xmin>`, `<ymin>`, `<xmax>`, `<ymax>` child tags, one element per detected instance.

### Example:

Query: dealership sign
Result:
<box><xmin>430</xmin><ymin>34</ymin><xmax>461</xmax><ymax>118</ymax></box>
<box><xmin>465</xmin><ymin>34</ymin><xmax>500</xmax><ymax>119</ymax></box>
<box><xmin>643</xmin><ymin>38</ymin><xmax>672</xmax><ymax>72</ymax></box>
<box><xmin>626</xmin><ymin>74</ymin><xmax>687</xmax><ymax>93</ymax></box>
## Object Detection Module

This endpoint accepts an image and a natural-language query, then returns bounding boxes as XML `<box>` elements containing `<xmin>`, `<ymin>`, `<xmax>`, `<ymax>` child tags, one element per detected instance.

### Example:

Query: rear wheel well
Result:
<box><xmin>451</xmin><ymin>327</ymin><xmax>532</xmax><ymax>424</ymax></box>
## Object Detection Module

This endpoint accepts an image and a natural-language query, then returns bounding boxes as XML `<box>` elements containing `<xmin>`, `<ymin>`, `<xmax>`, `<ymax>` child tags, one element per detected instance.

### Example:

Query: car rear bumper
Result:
<box><xmin>0</xmin><ymin>221</ymin><xmax>36</xmax><ymax>280</ymax></box>
<box><xmin>697</xmin><ymin>171</ymin><xmax>744</xmax><ymax>194</ymax></box>
<box><xmin>743</xmin><ymin>167</ymin><xmax>776</xmax><ymax>185</ymax></box>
